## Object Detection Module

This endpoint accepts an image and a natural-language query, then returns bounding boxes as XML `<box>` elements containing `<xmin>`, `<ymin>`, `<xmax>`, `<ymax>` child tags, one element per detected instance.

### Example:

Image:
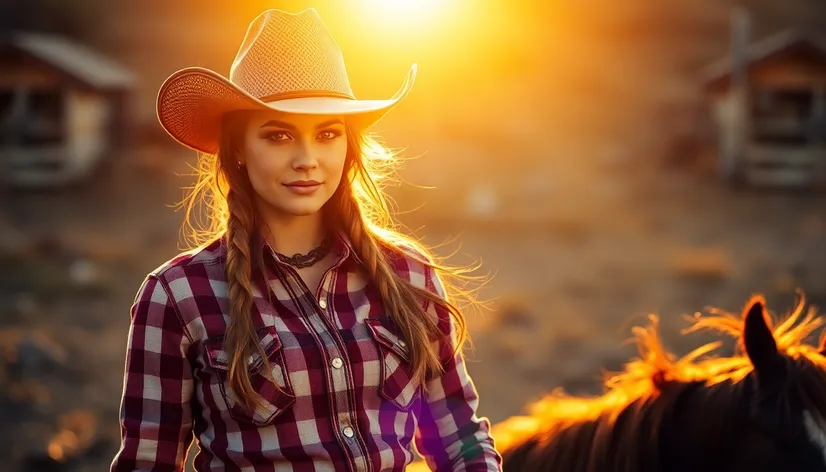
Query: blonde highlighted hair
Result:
<box><xmin>178</xmin><ymin>111</ymin><xmax>484</xmax><ymax>410</ymax></box>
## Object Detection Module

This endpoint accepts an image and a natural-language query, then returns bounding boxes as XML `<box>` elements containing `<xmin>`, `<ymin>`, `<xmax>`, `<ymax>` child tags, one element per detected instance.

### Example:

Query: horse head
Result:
<box><xmin>725</xmin><ymin>296</ymin><xmax>826</xmax><ymax>471</ymax></box>
<box><xmin>494</xmin><ymin>293</ymin><xmax>826</xmax><ymax>472</ymax></box>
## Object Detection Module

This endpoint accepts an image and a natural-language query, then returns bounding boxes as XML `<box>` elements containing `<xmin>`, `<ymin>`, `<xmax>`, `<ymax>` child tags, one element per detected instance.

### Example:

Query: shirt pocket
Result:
<box><xmin>365</xmin><ymin>317</ymin><xmax>421</xmax><ymax>411</ymax></box>
<box><xmin>203</xmin><ymin>326</ymin><xmax>296</xmax><ymax>426</ymax></box>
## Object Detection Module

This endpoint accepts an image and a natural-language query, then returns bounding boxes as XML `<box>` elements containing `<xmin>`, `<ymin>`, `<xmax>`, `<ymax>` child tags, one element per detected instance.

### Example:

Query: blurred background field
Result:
<box><xmin>1</xmin><ymin>0</ymin><xmax>825</xmax><ymax>470</ymax></box>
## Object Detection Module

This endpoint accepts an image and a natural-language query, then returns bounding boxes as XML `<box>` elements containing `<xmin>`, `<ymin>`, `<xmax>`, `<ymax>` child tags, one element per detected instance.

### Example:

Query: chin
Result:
<box><xmin>258</xmin><ymin>188</ymin><xmax>331</xmax><ymax>218</ymax></box>
<box><xmin>284</xmin><ymin>206</ymin><xmax>322</xmax><ymax>217</ymax></box>
<box><xmin>278</xmin><ymin>198</ymin><xmax>326</xmax><ymax>217</ymax></box>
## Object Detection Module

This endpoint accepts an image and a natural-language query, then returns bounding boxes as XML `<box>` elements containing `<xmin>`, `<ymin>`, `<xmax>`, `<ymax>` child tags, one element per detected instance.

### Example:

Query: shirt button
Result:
<box><xmin>342</xmin><ymin>426</ymin><xmax>355</xmax><ymax>438</ymax></box>
<box><xmin>318</xmin><ymin>299</ymin><xmax>328</xmax><ymax>309</ymax></box>
<box><xmin>398</xmin><ymin>340</ymin><xmax>406</xmax><ymax>348</ymax></box>
<box><xmin>331</xmin><ymin>357</ymin><xmax>343</xmax><ymax>369</ymax></box>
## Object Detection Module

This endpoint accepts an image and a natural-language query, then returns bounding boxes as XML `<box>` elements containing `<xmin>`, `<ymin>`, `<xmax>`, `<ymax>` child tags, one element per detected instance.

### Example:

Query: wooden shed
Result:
<box><xmin>701</xmin><ymin>13</ymin><xmax>826</xmax><ymax>189</ymax></box>
<box><xmin>0</xmin><ymin>32</ymin><xmax>135</xmax><ymax>187</ymax></box>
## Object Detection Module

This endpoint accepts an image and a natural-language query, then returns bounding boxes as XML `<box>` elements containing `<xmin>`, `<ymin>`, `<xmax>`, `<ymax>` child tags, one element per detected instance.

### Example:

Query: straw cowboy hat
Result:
<box><xmin>156</xmin><ymin>8</ymin><xmax>417</xmax><ymax>154</ymax></box>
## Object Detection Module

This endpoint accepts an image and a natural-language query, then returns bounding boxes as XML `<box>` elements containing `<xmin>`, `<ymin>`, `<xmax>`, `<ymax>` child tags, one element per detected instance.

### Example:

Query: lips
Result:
<box><xmin>283</xmin><ymin>180</ymin><xmax>322</xmax><ymax>195</ymax></box>
<box><xmin>284</xmin><ymin>180</ymin><xmax>321</xmax><ymax>187</ymax></box>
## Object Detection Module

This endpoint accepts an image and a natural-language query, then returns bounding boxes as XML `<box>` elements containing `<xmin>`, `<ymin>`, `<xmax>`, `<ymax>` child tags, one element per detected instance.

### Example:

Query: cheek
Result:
<box><xmin>726</xmin><ymin>433</ymin><xmax>783</xmax><ymax>472</ymax></box>
<box><xmin>320</xmin><ymin>141</ymin><xmax>348</xmax><ymax>179</ymax></box>
<box><xmin>728</xmin><ymin>429</ymin><xmax>824</xmax><ymax>471</ymax></box>
<box><xmin>245</xmin><ymin>144</ymin><xmax>288</xmax><ymax>180</ymax></box>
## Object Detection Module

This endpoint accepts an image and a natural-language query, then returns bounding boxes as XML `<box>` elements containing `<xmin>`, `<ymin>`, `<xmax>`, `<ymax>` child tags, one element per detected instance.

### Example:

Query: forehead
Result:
<box><xmin>245</xmin><ymin>109</ymin><xmax>344</xmax><ymax>128</ymax></box>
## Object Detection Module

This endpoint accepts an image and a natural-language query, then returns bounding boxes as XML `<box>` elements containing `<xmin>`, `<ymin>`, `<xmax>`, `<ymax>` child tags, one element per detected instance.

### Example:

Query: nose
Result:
<box><xmin>291</xmin><ymin>142</ymin><xmax>319</xmax><ymax>172</ymax></box>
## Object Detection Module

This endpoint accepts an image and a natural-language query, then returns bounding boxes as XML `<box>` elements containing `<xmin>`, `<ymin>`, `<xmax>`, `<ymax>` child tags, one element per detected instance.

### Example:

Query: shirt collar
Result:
<box><xmin>252</xmin><ymin>227</ymin><xmax>363</xmax><ymax>270</ymax></box>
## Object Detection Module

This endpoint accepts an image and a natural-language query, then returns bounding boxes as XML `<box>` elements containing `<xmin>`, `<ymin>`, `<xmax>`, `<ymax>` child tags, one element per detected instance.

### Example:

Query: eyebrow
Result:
<box><xmin>259</xmin><ymin>118</ymin><xmax>344</xmax><ymax>130</ymax></box>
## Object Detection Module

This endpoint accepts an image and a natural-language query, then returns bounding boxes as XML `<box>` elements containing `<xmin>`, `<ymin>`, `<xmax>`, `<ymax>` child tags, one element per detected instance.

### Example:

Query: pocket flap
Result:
<box><xmin>365</xmin><ymin>318</ymin><xmax>411</xmax><ymax>362</ymax></box>
<box><xmin>203</xmin><ymin>326</ymin><xmax>282</xmax><ymax>373</ymax></box>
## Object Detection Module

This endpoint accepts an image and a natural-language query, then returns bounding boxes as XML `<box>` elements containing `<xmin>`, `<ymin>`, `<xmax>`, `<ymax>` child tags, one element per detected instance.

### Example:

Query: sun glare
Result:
<box><xmin>362</xmin><ymin>0</ymin><xmax>448</xmax><ymax>27</ymax></box>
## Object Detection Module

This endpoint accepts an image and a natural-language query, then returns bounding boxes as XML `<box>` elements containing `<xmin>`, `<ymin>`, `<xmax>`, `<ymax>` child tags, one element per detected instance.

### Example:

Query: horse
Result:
<box><xmin>484</xmin><ymin>294</ymin><xmax>826</xmax><ymax>471</ymax></box>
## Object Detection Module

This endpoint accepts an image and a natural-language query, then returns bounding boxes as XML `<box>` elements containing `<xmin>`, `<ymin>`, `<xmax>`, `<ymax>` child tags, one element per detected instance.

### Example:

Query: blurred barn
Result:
<box><xmin>702</xmin><ymin>9</ymin><xmax>826</xmax><ymax>189</ymax></box>
<box><xmin>0</xmin><ymin>32</ymin><xmax>135</xmax><ymax>188</ymax></box>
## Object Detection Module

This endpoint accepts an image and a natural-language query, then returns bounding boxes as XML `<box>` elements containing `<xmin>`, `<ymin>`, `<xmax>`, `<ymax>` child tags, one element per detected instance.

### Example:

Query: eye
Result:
<box><xmin>318</xmin><ymin>129</ymin><xmax>342</xmax><ymax>141</ymax></box>
<box><xmin>264</xmin><ymin>131</ymin><xmax>290</xmax><ymax>142</ymax></box>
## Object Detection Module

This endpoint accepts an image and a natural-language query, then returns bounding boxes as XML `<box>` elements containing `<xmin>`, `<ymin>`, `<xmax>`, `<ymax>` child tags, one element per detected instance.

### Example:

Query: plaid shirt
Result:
<box><xmin>110</xmin><ymin>232</ymin><xmax>502</xmax><ymax>472</ymax></box>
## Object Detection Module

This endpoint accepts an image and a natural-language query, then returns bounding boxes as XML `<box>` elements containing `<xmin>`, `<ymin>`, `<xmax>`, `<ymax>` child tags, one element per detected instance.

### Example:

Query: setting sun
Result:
<box><xmin>361</xmin><ymin>0</ymin><xmax>449</xmax><ymax>26</ymax></box>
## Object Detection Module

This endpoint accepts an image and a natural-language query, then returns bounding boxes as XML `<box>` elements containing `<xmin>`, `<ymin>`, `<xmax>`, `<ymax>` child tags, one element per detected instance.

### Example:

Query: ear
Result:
<box><xmin>743</xmin><ymin>296</ymin><xmax>781</xmax><ymax>374</ymax></box>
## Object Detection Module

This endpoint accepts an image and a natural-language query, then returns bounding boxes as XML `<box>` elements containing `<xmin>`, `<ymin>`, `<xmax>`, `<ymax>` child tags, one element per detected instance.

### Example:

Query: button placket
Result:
<box><xmin>283</xmin><ymin>258</ymin><xmax>369</xmax><ymax>468</ymax></box>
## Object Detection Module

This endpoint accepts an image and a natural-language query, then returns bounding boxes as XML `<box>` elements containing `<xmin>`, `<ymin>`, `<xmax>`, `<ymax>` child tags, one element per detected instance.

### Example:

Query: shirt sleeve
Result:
<box><xmin>413</xmin><ymin>265</ymin><xmax>503</xmax><ymax>472</ymax></box>
<box><xmin>110</xmin><ymin>274</ymin><xmax>195</xmax><ymax>472</ymax></box>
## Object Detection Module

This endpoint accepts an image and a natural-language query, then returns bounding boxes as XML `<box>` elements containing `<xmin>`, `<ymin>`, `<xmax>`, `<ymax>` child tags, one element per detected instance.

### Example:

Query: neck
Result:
<box><xmin>258</xmin><ymin>204</ymin><xmax>329</xmax><ymax>257</ymax></box>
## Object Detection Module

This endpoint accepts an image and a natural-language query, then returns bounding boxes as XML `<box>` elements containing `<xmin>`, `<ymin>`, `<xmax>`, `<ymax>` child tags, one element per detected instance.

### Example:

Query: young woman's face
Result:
<box><xmin>240</xmin><ymin>110</ymin><xmax>348</xmax><ymax>218</ymax></box>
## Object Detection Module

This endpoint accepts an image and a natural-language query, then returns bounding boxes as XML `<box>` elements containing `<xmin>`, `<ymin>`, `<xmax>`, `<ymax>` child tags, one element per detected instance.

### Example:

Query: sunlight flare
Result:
<box><xmin>361</xmin><ymin>0</ymin><xmax>448</xmax><ymax>27</ymax></box>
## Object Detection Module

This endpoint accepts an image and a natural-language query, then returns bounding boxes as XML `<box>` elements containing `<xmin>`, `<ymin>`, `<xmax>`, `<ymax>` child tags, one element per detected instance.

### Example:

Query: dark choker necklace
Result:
<box><xmin>274</xmin><ymin>238</ymin><xmax>332</xmax><ymax>268</ymax></box>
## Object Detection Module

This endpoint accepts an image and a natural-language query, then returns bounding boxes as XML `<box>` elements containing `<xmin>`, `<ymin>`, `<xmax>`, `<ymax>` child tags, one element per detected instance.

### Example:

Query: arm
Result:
<box><xmin>110</xmin><ymin>274</ymin><xmax>195</xmax><ymax>472</ymax></box>
<box><xmin>413</xmin><ymin>266</ymin><xmax>502</xmax><ymax>472</ymax></box>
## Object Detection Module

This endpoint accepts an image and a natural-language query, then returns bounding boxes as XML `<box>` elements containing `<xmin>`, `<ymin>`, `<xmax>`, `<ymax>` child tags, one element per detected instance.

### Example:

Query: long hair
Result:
<box><xmin>178</xmin><ymin>111</ymin><xmax>485</xmax><ymax>410</ymax></box>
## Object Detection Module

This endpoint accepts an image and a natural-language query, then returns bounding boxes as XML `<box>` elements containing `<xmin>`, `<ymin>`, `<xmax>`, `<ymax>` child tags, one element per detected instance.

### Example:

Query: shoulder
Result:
<box><xmin>135</xmin><ymin>234</ymin><xmax>227</xmax><ymax>304</ymax></box>
<box><xmin>150</xmin><ymin>234</ymin><xmax>226</xmax><ymax>277</ymax></box>
<box><xmin>385</xmin><ymin>241</ymin><xmax>458</xmax><ymax>355</ymax></box>
<box><xmin>381</xmin><ymin>240</ymin><xmax>446</xmax><ymax>299</ymax></box>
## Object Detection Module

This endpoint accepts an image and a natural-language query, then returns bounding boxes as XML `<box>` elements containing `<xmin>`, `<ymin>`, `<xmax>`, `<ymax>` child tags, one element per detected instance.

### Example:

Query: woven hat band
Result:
<box><xmin>259</xmin><ymin>89</ymin><xmax>355</xmax><ymax>103</ymax></box>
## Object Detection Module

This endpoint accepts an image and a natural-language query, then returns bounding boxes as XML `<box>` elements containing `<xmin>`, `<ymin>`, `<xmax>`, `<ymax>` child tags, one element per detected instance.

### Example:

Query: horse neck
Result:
<box><xmin>499</xmin><ymin>378</ymin><xmax>753</xmax><ymax>472</ymax></box>
<box><xmin>500</xmin><ymin>388</ymin><xmax>683</xmax><ymax>472</ymax></box>
<box><xmin>657</xmin><ymin>378</ymin><xmax>753</xmax><ymax>472</ymax></box>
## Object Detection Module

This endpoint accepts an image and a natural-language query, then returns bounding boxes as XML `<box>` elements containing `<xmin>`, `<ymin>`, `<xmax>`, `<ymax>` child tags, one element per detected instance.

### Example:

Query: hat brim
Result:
<box><xmin>156</xmin><ymin>63</ymin><xmax>416</xmax><ymax>154</ymax></box>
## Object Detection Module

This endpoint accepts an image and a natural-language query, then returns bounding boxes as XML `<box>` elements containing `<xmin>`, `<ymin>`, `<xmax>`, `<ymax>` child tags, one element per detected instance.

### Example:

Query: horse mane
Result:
<box><xmin>493</xmin><ymin>292</ymin><xmax>826</xmax><ymax>471</ymax></box>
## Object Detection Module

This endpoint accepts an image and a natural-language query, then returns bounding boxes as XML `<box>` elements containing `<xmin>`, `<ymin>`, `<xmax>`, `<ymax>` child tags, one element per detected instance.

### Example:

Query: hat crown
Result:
<box><xmin>229</xmin><ymin>8</ymin><xmax>355</xmax><ymax>101</ymax></box>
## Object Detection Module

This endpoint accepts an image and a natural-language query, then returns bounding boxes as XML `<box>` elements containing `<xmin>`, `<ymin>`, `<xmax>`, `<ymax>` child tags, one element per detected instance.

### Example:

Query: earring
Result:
<box><xmin>237</xmin><ymin>160</ymin><xmax>243</xmax><ymax>167</ymax></box>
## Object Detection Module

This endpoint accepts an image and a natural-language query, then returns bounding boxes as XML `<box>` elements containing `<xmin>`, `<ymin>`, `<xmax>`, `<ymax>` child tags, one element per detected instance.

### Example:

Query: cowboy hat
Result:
<box><xmin>156</xmin><ymin>8</ymin><xmax>417</xmax><ymax>154</ymax></box>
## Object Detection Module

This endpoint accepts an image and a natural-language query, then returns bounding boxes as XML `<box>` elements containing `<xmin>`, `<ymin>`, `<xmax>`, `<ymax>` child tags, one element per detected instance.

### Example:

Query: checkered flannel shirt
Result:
<box><xmin>110</xmin><ymin>232</ymin><xmax>502</xmax><ymax>471</ymax></box>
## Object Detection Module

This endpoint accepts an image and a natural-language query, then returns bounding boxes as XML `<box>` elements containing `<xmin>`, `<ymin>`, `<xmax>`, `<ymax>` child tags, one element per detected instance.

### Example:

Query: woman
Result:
<box><xmin>110</xmin><ymin>7</ymin><xmax>502</xmax><ymax>472</ymax></box>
